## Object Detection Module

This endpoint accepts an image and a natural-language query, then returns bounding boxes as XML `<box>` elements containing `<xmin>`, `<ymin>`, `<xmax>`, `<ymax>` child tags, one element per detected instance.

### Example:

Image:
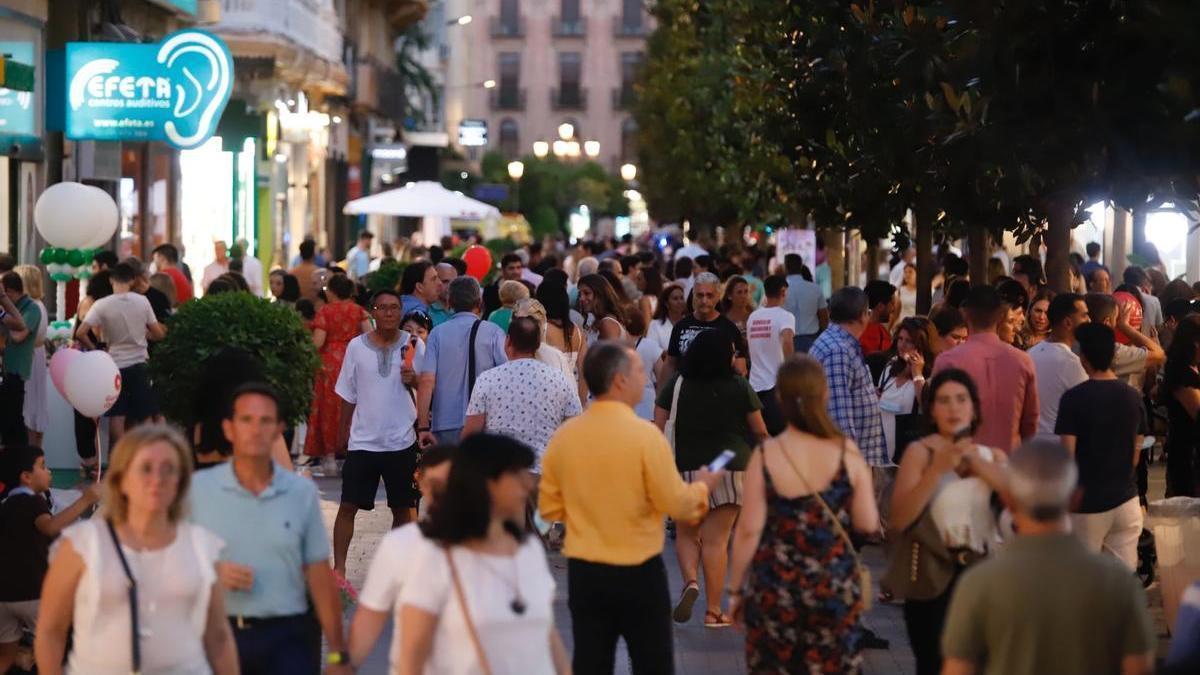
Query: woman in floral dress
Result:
<box><xmin>728</xmin><ymin>355</ymin><xmax>880</xmax><ymax>674</ymax></box>
<box><xmin>304</xmin><ymin>273</ymin><xmax>370</xmax><ymax>471</ymax></box>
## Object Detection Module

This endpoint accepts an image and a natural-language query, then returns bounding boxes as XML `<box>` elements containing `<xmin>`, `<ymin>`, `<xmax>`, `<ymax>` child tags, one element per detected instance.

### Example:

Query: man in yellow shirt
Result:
<box><xmin>540</xmin><ymin>341</ymin><xmax>720</xmax><ymax>675</ymax></box>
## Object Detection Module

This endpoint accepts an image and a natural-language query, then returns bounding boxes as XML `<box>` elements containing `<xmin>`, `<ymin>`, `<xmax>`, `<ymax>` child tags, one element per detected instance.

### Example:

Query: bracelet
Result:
<box><xmin>912</xmin><ymin>376</ymin><xmax>926</xmax><ymax>384</ymax></box>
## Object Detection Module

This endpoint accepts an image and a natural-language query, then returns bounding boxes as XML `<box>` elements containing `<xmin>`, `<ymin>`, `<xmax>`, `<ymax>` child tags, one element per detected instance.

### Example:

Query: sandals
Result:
<box><xmin>672</xmin><ymin>581</ymin><xmax>700</xmax><ymax>623</ymax></box>
<box><xmin>704</xmin><ymin>609</ymin><xmax>733</xmax><ymax>628</ymax></box>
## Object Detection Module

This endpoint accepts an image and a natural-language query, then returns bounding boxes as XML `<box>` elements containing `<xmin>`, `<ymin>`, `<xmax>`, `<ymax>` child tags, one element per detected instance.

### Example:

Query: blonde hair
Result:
<box><xmin>150</xmin><ymin>272</ymin><xmax>178</xmax><ymax>307</ymax></box>
<box><xmin>499</xmin><ymin>280</ymin><xmax>530</xmax><ymax>307</ymax></box>
<box><xmin>776</xmin><ymin>355</ymin><xmax>843</xmax><ymax>439</ymax></box>
<box><xmin>13</xmin><ymin>264</ymin><xmax>43</xmax><ymax>300</ymax></box>
<box><xmin>513</xmin><ymin>298</ymin><xmax>547</xmax><ymax>329</ymax></box>
<box><xmin>102</xmin><ymin>424</ymin><xmax>194</xmax><ymax>524</ymax></box>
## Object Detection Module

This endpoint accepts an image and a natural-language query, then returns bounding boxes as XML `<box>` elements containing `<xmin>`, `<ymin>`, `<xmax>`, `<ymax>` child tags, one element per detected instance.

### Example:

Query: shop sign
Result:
<box><xmin>0</xmin><ymin>41</ymin><xmax>36</xmax><ymax>138</ymax></box>
<box><xmin>458</xmin><ymin>119</ymin><xmax>488</xmax><ymax>147</ymax></box>
<box><xmin>63</xmin><ymin>29</ymin><xmax>232</xmax><ymax>150</ymax></box>
<box><xmin>775</xmin><ymin>227</ymin><xmax>816</xmax><ymax>273</ymax></box>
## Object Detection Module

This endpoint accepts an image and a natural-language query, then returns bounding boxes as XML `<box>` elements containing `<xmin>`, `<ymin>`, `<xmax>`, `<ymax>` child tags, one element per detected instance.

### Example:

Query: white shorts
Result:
<box><xmin>1071</xmin><ymin>497</ymin><xmax>1143</xmax><ymax>570</ymax></box>
<box><xmin>0</xmin><ymin>600</ymin><xmax>39</xmax><ymax>643</ymax></box>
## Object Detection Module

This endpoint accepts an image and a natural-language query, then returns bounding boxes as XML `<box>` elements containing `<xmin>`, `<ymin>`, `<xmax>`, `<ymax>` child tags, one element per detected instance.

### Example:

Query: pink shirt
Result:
<box><xmin>931</xmin><ymin>332</ymin><xmax>1039</xmax><ymax>453</ymax></box>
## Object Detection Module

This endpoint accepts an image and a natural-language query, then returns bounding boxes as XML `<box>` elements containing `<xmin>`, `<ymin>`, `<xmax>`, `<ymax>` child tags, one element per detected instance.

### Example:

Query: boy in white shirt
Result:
<box><xmin>746</xmin><ymin>275</ymin><xmax>796</xmax><ymax>435</ymax></box>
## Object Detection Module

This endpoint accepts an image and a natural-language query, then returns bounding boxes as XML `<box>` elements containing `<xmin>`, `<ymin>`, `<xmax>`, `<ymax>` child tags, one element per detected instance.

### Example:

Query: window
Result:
<box><xmin>561</xmin><ymin>0</ymin><xmax>580</xmax><ymax>23</ymax></box>
<box><xmin>558</xmin><ymin>52</ymin><xmax>582</xmax><ymax>106</ymax></box>
<box><xmin>621</xmin><ymin>0</ymin><xmax>643</xmax><ymax>33</ymax></box>
<box><xmin>556</xmin><ymin>0</ymin><xmax>584</xmax><ymax>36</ymax></box>
<box><xmin>498</xmin><ymin>52</ymin><xmax>521</xmax><ymax>106</ymax></box>
<box><xmin>497</xmin><ymin>0</ymin><xmax>521</xmax><ymax>36</ymax></box>
<box><xmin>620</xmin><ymin>52</ymin><xmax>642</xmax><ymax>102</ymax></box>
<box><xmin>499</xmin><ymin>118</ymin><xmax>519</xmax><ymax>159</ymax></box>
<box><xmin>621</xmin><ymin>118</ymin><xmax>638</xmax><ymax>162</ymax></box>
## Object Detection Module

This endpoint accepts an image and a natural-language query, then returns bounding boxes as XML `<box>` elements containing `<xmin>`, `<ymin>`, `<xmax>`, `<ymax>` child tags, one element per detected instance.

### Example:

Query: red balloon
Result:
<box><xmin>463</xmin><ymin>245</ymin><xmax>493</xmax><ymax>281</ymax></box>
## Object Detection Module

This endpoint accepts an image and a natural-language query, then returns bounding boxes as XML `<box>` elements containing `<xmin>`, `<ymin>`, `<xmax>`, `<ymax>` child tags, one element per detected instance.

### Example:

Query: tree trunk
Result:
<box><xmin>865</xmin><ymin>238</ymin><xmax>880</xmax><ymax>284</ymax></box>
<box><xmin>915</xmin><ymin>210</ymin><xmax>934</xmax><ymax>314</ymax></box>
<box><xmin>1045</xmin><ymin>202</ymin><xmax>1074</xmax><ymax>292</ymax></box>
<box><xmin>967</xmin><ymin>227</ymin><xmax>989</xmax><ymax>287</ymax></box>
<box><xmin>1132</xmin><ymin>207</ymin><xmax>1147</xmax><ymax>257</ymax></box>
<box><xmin>825</xmin><ymin>228</ymin><xmax>845</xmax><ymax>292</ymax></box>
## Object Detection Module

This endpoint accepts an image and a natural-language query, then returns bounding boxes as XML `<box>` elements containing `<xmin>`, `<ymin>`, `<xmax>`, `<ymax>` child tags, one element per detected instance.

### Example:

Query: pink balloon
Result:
<box><xmin>49</xmin><ymin>348</ymin><xmax>81</xmax><ymax>399</ymax></box>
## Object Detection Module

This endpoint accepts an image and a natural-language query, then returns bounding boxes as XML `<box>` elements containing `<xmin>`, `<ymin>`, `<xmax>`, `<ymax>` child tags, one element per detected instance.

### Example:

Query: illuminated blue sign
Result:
<box><xmin>0</xmin><ymin>41</ymin><xmax>36</xmax><ymax>139</ymax></box>
<box><xmin>64</xmin><ymin>29</ymin><xmax>232</xmax><ymax>150</ymax></box>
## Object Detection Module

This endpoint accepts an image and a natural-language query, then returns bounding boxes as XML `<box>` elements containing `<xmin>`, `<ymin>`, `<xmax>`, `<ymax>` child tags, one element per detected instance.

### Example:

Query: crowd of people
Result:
<box><xmin>2</xmin><ymin>230</ymin><xmax>1200</xmax><ymax>674</ymax></box>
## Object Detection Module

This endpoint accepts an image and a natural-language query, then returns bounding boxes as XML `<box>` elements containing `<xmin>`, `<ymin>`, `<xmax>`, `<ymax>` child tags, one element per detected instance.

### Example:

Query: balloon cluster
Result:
<box><xmin>39</xmin><ymin>247</ymin><xmax>97</xmax><ymax>283</ymax></box>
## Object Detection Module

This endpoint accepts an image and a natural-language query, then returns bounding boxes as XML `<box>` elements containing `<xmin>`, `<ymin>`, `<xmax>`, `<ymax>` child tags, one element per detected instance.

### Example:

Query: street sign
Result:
<box><xmin>458</xmin><ymin>119</ymin><xmax>488</xmax><ymax>147</ymax></box>
<box><xmin>61</xmin><ymin>29</ymin><xmax>233</xmax><ymax>150</ymax></box>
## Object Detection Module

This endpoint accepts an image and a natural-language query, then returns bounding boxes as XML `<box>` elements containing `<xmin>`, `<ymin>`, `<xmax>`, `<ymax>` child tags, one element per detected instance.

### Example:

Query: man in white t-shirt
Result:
<box><xmin>1029</xmin><ymin>293</ymin><xmax>1090</xmax><ymax>440</ymax></box>
<box><xmin>75</xmin><ymin>261</ymin><xmax>166</xmax><ymax>444</ymax></box>
<box><xmin>348</xmin><ymin>445</ymin><xmax>452</xmax><ymax>672</ymax></box>
<box><xmin>746</xmin><ymin>275</ymin><xmax>796</xmax><ymax>435</ymax></box>
<box><xmin>200</xmin><ymin>240</ymin><xmax>230</xmax><ymax>294</ymax></box>
<box><xmin>461</xmin><ymin>316</ymin><xmax>581</xmax><ymax>468</ymax></box>
<box><xmin>332</xmin><ymin>289</ymin><xmax>424</xmax><ymax>575</ymax></box>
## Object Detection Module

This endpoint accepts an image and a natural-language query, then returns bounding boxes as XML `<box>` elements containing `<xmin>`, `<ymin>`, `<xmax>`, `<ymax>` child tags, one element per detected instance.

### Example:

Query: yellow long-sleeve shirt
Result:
<box><xmin>539</xmin><ymin>400</ymin><xmax>709</xmax><ymax>566</ymax></box>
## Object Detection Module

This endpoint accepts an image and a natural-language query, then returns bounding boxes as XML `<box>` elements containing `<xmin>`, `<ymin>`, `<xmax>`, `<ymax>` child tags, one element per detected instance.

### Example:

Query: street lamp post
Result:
<box><xmin>620</xmin><ymin>163</ymin><xmax>638</xmax><ymax>182</ymax></box>
<box><xmin>507</xmin><ymin>160</ymin><xmax>524</xmax><ymax>214</ymax></box>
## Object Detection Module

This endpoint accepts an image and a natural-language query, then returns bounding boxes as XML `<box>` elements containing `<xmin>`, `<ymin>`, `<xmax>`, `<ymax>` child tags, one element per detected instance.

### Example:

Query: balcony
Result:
<box><xmin>612</xmin><ymin>86</ymin><xmax>636</xmax><ymax>110</ymax></box>
<box><xmin>490</xmin><ymin>16</ymin><xmax>525</xmax><ymax>38</ymax></box>
<box><xmin>219</xmin><ymin>0</ymin><xmax>343</xmax><ymax>64</ymax></box>
<box><xmin>551</xmin><ymin>87</ymin><xmax>587</xmax><ymax>111</ymax></box>
<box><xmin>491</xmin><ymin>88</ymin><xmax>527</xmax><ymax>111</ymax></box>
<box><xmin>613</xmin><ymin>15</ymin><xmax>647</xmax><ymax>37</ymax></box>
<box><xmin>552</xmin><ymin>16</ymin><xmax>587</xmax><ymax>38</ymax></box>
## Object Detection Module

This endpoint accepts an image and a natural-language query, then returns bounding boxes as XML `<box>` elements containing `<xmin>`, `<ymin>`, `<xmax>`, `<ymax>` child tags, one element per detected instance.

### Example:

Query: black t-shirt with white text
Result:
<box><xmin>1055</xmin><ymin>379</ymin><xmax>1144</xmax><ymax>513</ymax></box>
<box><xmin>0</xmin><ymin>492</ymin><xmax>52</xmax><ymax>601</ymax></box>
<box><xmin>667</xmin><ymin>314</ymin><xmax>747</xmax><ymax>362</ymax></box>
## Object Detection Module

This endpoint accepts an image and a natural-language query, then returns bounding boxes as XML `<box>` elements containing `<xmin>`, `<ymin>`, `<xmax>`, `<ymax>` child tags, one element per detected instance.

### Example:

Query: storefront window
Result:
<box><xmin>118</xmin><ymin>143</ymin><xmax>177</xmax><ymax>260</ymax></box>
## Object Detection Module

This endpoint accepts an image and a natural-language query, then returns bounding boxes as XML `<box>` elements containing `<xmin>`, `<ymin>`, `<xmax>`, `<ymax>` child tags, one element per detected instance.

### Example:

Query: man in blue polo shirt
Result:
<box><xmin>416</xmin><ymin>276</ymin><xmax>507</xmax><ymax>447</ymax></box>
<box><xmin>190</xmin><ymin>384</ymin><xmax>350</xmax><ymax>675</ymax></box>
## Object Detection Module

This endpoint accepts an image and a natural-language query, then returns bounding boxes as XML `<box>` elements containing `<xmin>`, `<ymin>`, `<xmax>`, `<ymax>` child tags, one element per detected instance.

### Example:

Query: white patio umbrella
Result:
<box><xmin>342</xmin><ymin>181</ymin><xmax>500</xmax><ymax>219</ymax></box>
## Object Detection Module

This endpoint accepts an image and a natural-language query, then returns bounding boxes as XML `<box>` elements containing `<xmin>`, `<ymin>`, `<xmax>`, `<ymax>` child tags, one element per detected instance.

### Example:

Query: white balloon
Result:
<box><xmin>83</xmin><ymin>186</ymin><xmax>119</xmax><ymax>249</ymax></box>
<box><xmin>34</xmin><ymin>182</ymin><xmax>118</xmax><ymax>249</ymax></box>
<box><xmin>63</xmin><ymin>350</ymin><xmax>122</xmax><ymax>418</ymax></box>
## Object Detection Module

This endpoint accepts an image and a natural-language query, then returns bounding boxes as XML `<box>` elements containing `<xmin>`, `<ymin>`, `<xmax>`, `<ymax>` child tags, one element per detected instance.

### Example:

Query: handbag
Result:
<box><xmin>105</xmin><ymin>520</ymin><xmax>142</xmax><ymax>675</ymax></box>
<box><xmin>663</xmin><ymin>375</ymin><xmax>683</xmax><ymax>451</ymax></box>
<box><xmin>879</xmin><ymin>444</ymin><xmax>969</xmax><ymax>601</ymax></box>
<box><xmin>774</xmin><ymin>438</ymin><xmax>873</xmax><ymax>612</ymax></box>
<box><xmin>445</xmin><ymin>548</ymin><xmax>493</xmax><ymax>675</ymax></box>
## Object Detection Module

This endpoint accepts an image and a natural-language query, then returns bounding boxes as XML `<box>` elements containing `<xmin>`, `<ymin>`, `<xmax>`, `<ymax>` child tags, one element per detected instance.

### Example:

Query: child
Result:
<box><xmin>0</xmin><ymin>446</ymin><xmax>99</xmax><ymax>672</ymax></box>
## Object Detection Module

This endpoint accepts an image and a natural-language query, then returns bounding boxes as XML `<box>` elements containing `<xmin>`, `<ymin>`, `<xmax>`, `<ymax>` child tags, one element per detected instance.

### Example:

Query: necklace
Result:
<box><xmin>471</xmin><ymin>549</ymin><xmax>526</xmax><ymax>615</ymax></box>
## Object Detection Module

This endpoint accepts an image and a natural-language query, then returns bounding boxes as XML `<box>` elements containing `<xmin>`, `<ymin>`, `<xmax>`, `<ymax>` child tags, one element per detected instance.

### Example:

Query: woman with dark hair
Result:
<box><xmin>536</xmin><ymin>280</ymin><xmax>585</xmax><ymax>379</ymax></box>
<box><xmin>269</xmin><ymin>269</ymin><xmax>301</xmax><ymax>306</ymax></box>
<box><xmin>1023</xmin><ymin>288</ymin><xmax>1055</xmax><ymax>348</ymax></box>
<box><xmin>654</xmin><ymin>330</ymin><xmax>768</xmax><ymax>628</ymax></box>
<box><xmin>648</xmin><ymin>283</ymin><xmax>686</xmax><ymax>352</ymax></box>
<box><xmin>943</xmin><ymin>278</ymin><xmax>971</xmax><ymax>309</ymax></box>
<box><xmin>637</xmin><ymin>264</ymin><xmax>665</xmax><ymax>326</ymax></box>
<box><xmin>577</xmin><ymin>273</ymin><xmax>628</xmax><ymax>344</ymax></box>
<box><xmin>728</xmin><ymin>355</ymin><xmax>879</xmax><ymax>673</ymax></box>
<box><xmin>878</xmin><ymin>317</ymin><xmax>936</xmax><ymax>463</ymax></box>
<box><xmin>188</xmin><ymin>348</ymin><xmax>295</xmax><ymax>471</ymax></box>
<box><xmin>888</xmin><ymin>368</ymin><xmax>1008</xmax><ymax>675</ymax></box>
<box><xmin>1163</xmin><ymin>315</ymin><xmax>1200</xmax><ymax>497</ymax></box>
<box><xmin>720</xmin><ymin>276</ymin><xmax>755</xmax><ymax>338</ymax></box>
<box><xmin>304</xmin><ymin>272</ymin><xmax>372</xmax><ymax>474</ymax></box>
<box><xmin>398</xmin><ymin>434</ymin><xmax>569</xmax><ymax>674</ymax></box>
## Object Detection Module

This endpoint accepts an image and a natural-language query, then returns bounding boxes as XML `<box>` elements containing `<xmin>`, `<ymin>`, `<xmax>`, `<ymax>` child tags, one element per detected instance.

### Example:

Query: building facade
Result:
<box><xmin>443</xmin><ymin>0</ymin><xmax>650</xmax><ymax>172</ymax></box>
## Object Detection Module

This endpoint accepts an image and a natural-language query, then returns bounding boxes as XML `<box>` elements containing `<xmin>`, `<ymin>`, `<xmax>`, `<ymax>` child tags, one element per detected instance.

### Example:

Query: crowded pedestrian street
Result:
<box><xmin>6</xmin><ymin>1</ymin><xmax>1200</xmax><ymax>675</ymax></box>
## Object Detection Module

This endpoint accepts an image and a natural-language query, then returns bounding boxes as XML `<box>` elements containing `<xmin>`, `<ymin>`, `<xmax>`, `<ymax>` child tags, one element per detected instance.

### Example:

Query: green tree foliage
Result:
<box><xmin>149</xmin><ymin>293</ymin><xmax>320</xmax><ymax>427</ymax></box>
<box><xmin>477</xmin><ymin>151</ymin><xmax>629</xmax><ymax>234</ymax></box>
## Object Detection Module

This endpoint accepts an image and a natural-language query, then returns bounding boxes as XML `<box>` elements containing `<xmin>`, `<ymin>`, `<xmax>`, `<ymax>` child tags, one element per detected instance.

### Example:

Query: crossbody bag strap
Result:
<box><xmin>773</xmin><ymin>438</ymin><xmax>865</xmax><ymax>570</ymax></box>
<box><xmin>105</xmin><ymin>520</ymin><xmax>141</xmax><ymax>674</ymax></box>
<box><xmin>444</xmin><ymin>547</ymin><xmax>493</xmax><ymax>675</ymax></box>
<box><xmin>467</xmin><ymin>319</ymin><xmax>482</xmax><ymax>398</ymax></box>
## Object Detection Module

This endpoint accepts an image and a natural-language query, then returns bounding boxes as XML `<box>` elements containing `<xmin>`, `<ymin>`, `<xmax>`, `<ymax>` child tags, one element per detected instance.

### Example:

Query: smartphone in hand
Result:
<box><xmin>707</xmin><ymin>449</ymin><xmax>737</xmax><ymax>472</ymax></box>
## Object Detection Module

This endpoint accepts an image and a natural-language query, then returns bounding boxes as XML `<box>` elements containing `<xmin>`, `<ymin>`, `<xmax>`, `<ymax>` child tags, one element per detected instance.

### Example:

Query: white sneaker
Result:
<box><xmin>321</xmin><ymin>456</ymin><xmax>339</xmax><ymax>477</ymax></box>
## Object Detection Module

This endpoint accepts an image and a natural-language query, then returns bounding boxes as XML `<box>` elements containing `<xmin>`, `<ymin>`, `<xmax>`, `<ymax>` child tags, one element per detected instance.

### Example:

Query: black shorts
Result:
<box><xmin>340</xmin><ymin>446</ymin><xmax>420</xmax><ymax>510</ymax></box>
<box><xmin>106</xmin><ymin>362</ymin><xmax>159</xmax><ymax>422</ymax></box>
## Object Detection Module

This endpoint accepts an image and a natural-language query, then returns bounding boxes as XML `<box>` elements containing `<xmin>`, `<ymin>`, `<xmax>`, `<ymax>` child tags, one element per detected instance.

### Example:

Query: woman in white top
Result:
<box><xmin>889</xmin><ymin>368</ymin><xmax>1007</xmax><ymax>675</ymax></box>
<box><xmin>536</xmin><ymin>278</ymin><xmax>586</xmax><ymax>381</ymax></box>
<box><xmin>898</xmin><ymin>263</ymin><xmax>918</xmax><ymax>322</ymax></box>
<box><xmin>36</xmin><ymin>425</ymin><xmax>237</xmax><ymax>675</ymax></box>
<box><xmin>876</xmin><ymin>317</ymin><xmax>934</xmax><ymax>464</ymax></box>
<box><xmin>14</xmin><ymin>265</ymin><xmax>49</xmax><ymax>445</ymax></box>
<box><xmin>514</xmin><ymin>298</ymin><xmax>575</xmax><ymax>381</ymax></box>
<box><xmin>398</xmin><ymin>433</ymin><xmax>569</xmax><ymax>675</ymax></box>
<box><xmin>647</xmin><ymin>283</ymin><xmax>687</xmax><ymax>352</ymax></box>
<box><xmin>627</xmin><ymin>311</ymin><xmax>665</xmax><ymax>420</ymax></box>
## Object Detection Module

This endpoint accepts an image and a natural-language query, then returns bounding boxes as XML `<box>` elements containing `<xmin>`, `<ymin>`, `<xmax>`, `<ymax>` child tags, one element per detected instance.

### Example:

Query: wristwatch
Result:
<box><xmin>326</xmin><ymin>650</ymin><xmax>350</xmax><ymax>666</ymax></box>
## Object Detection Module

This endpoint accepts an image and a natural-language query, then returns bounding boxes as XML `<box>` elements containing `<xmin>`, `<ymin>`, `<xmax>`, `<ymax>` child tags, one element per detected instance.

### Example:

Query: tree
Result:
<box><xmin>477</xmin><ymin>151</ymin><xmax>629</xmax><ymax>234</ymax></box>
<box><xmin>395</xmin><ymin>24</ymin><xmax>439</xmax><ymax>128</ymax></box>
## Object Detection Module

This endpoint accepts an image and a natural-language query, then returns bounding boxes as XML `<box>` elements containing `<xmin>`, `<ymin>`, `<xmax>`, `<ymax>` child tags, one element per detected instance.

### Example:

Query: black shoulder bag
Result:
<box><xmin>105</xmin><ymin>520</ymin><xmax>142</xmax><ymax>674</ymax></box>
<box><xmin>467</xmin><ymin>319</ymin><xmax>482</xmax><ymax>398</ymax></box>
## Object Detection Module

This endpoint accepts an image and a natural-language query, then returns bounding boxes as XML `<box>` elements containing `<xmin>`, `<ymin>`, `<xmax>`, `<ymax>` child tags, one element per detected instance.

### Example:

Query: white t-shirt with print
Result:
<box><xmin>358</xmin><ymin>522</ymin><xmax>424</xmax><ymax>673</ymax></box>
<box><xmin>746</xmin><ymin>306</ymin><xmax>796</xmax><ymax>392</ymax></box>
<box><xmin>400</xmin><ymin>536</ymin><xmax>557</xmax><ymax>675</ymax></box>
<box><xmin>334</xmin><ymin>333</ymin><xmax>424</xmax><ymax>452</ymax></box>
<box><xmin>465</xmin><ymin>358</ymin><xmax>581</xmax><ymax>468</ymax></box>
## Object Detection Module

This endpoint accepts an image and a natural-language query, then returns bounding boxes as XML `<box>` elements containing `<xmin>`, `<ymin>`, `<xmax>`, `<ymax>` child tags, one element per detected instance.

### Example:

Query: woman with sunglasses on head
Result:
<box><xmin>398</xmin><ymin>434</ymin><xmax>569</xmax><ymax>675</ymax></box>
<box><xmin>36</xmin><ymin>425</ymin><xmax>237</xmax><ymax>675</ymax></box>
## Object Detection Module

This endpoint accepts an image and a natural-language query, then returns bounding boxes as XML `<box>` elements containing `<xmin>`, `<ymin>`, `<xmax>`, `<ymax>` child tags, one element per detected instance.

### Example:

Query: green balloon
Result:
<box><xmin>67</xmin><ymin>249</ymin><xmax>86</xmax><ymax>267</ymax></box>
<box><xmin>51</xmin><ymin>248</ymin><xmax>69</xmax><ymax>264</ymax></box>
<box><xmin>83</xmin><ymin>249</ymin><xmax>95</xmax><ymax>263</ymax></box>
<box><xmin>40</xmin><ymin>248</ymin><xmax>54</xmax><ymax>265</ymax></box>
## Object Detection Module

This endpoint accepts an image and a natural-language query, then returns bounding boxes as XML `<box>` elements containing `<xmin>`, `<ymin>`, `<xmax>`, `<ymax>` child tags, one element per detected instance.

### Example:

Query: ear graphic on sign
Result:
<box><xmin>156</xmin><ymin>30</ymin><xmax>232</xmax><ymax>149</ymax></box>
